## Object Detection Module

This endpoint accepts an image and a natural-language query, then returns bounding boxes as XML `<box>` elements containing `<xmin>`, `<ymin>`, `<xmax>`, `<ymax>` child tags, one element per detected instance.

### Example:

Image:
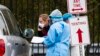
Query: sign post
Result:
<box><xmin>79</xmin><ymin>44</ymin><xmax>84</xmax><ymax>56</ymax></box>
<box><xmin>67</xmin><ymin>0</ymin><xmax>90</xmax><ymax>56</ymax></box>
<box><xmin>71</xmin><ymin>44</ymin><xmax>85</xmax><ymax>56</ymax></box>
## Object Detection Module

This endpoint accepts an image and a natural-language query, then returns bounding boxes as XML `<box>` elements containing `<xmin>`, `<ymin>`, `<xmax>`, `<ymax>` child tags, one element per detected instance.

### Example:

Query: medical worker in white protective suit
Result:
<box><xmin>43</xmin><ymin>9</ymin><xmax>73</xmax><ymax>56</ymax></box>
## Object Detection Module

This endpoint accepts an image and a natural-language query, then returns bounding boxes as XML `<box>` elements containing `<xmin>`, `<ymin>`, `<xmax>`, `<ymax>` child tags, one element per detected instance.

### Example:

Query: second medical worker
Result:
<box><xmin>43</xmin><ymin>9</ymin><xmax>73</xmax><ymax>56</ymax></box>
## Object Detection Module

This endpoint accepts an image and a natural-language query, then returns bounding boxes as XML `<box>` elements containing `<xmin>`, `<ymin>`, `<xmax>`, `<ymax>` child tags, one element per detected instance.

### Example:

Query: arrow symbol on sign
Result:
<box><xmin>77</xmin><ymin>28</ymin><xmax>83</xmax><ymax>43</ymax></box>
<box><xmin>72</xmin><ymin>8</ymin><xmax>83</xmax><ymax>11</ymax></box>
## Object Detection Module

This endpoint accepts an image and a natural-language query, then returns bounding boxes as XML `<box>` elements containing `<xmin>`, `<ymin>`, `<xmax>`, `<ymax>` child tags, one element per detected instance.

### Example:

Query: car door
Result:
<box><xmin>0</xmin><ymin>9</ymin><xmax>30</xmax><ymax>56</ymax></box>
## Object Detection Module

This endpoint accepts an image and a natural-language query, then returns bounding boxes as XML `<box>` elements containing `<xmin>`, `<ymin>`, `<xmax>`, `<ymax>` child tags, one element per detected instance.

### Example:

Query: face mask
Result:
<box><xmin>38</xmin><ymin>22</ymin><xmax>45</xmax><ymax>30</ymax></box>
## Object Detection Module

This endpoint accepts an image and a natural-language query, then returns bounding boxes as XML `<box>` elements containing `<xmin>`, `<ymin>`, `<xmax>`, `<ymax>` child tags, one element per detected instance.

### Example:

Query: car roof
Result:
<box><xmin>0</xmin><ymin>5</ymin><xmax>9</xmax><ymax>10</ymax></box>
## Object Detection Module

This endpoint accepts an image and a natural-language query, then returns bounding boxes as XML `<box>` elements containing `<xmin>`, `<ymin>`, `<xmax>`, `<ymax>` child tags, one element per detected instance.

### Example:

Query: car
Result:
<box><xmin>0</xmin><ymin>4</ymin><xmax>34</xmax><ymax>56</ymax></box>
<box><xmin>89</xmin><ymin>43</ymin><xmax>100</xmax><ymax>54</ymax></box>
<box><xmin>85</xmin><ymin>43</ymin><xmax>100</xmax><ymax>56</ymax></box>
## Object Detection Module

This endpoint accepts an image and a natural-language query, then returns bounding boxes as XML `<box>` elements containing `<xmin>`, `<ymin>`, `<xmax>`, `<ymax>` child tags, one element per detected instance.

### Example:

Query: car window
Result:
<box><xmin>0</xmin><ymin>13</ymin><xmax>6</xmax><ymax>30</ymax></box>
<box><xmin>0</xmin><ymin>13</ymin><xmax>8</xmax><ymax>35</ymax></box>
<box><xmin>1</xmin><ymin>9</ymin><xmax>21</xmax><ymax>36</ymax></box>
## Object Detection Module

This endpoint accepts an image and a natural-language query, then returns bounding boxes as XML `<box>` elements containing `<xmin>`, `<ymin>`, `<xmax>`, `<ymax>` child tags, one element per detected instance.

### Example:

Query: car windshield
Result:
<box><xmin>1</xmin><ymin>9</ymin><xmax>21</xmax><ymax>36</ymax></box>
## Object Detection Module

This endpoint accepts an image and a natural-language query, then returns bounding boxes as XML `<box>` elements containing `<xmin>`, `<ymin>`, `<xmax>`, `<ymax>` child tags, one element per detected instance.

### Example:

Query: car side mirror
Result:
<box><xmin>23</xmin><ymin>28</ymin><xmax>34</xmax><ymax>38</ymax></box>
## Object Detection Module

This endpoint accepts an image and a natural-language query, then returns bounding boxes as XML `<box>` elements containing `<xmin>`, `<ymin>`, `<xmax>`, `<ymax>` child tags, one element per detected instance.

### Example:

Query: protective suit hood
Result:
<box><xmin>49</xmin><ymin>9</ymin><xmax>63</xmax><ymax>23</ymax></box>
<box><xmin>63</xmin><ymin>13</ymin><xmax>73</xmax><ymax>21</ymax></box>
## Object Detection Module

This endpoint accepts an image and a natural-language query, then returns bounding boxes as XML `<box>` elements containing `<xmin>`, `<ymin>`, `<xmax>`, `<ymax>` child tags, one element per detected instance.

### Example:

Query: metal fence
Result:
<box><xmin>0</xmin><ymin>0</ymin><xmax>100</xmax><ymax>56</ymax></box>
<box><xmin>31</xmin><ymin>43</ymin><xmax>46</xmax><ymax>56</ymax></box>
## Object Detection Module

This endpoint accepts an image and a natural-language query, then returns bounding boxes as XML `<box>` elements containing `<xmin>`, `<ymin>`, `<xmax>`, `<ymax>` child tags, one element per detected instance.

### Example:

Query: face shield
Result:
<box><xmin>49</xmin><ymin>16</ymin><xmax>63</xmax><ymax>23</ymax></box>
